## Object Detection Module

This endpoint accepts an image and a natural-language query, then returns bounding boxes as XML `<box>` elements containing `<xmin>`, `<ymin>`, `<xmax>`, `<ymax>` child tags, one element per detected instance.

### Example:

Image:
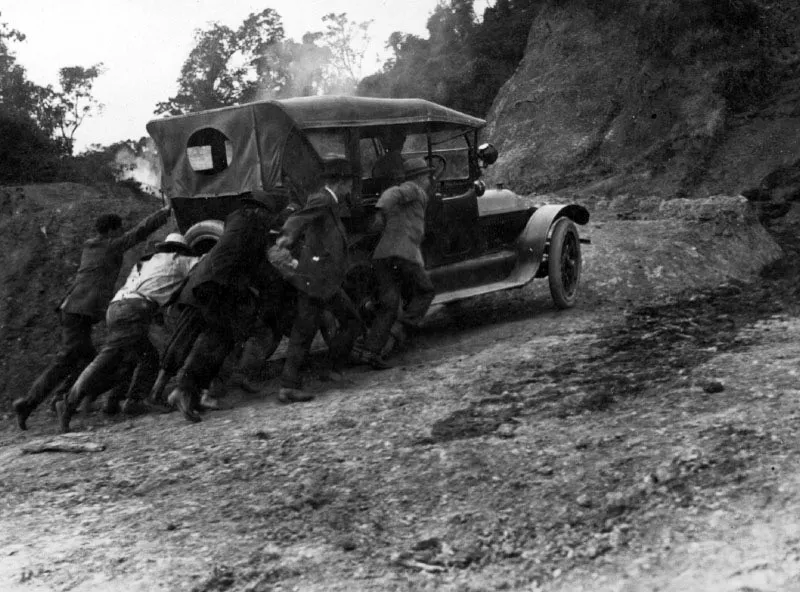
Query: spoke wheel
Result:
<box><xmin>547</xmin><ymin>218</ymin><xmax>582</xmax><ymax>309</ymax></box>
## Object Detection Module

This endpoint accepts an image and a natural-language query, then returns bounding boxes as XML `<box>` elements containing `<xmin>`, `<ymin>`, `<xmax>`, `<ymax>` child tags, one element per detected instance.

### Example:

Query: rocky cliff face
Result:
<box><xmin>484</xmin><ymin>0</ymin><xmax>800</xmax><ymax>201</ymax></box>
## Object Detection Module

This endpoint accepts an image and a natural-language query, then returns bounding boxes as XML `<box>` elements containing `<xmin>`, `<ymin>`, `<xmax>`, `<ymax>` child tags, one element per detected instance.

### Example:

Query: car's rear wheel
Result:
<box><xmin>547</xmin><ymin>217</ymin><xmax>582</xmax><ymax>309</ymax></box>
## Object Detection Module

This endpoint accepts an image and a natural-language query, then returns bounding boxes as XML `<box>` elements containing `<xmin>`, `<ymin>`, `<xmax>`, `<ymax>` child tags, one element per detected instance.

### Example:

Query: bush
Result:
<box><xmin>0</xmin><ymin>108</ymin><xmax>65</xmax><ymax>184</ymax></box>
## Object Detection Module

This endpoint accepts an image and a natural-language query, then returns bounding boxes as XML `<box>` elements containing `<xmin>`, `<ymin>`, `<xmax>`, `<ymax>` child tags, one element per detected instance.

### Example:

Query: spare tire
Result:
<box><xmin>184</xmin><ymin>219</ymin><xmax>224</xmax><ymax>254</ymax></box>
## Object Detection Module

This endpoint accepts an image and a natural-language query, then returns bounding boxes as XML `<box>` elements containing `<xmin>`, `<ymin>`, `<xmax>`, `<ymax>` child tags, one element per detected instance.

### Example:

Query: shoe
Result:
<box><xmin>353</xmin><ymin>349</ymin><xmax>393</xmax><ymax>371</ymax></box>
<box><xmin>318</xmin><ymin>368</ymin><xmax>345</xmax><ymax>382</ymax></box>
<box><xmin>167</xmin><ymin>388</ymin><xmax>202</xmax><ymax>423</ymax></box>
<box><xmin>277</xmin><ymin>387</ymin><xmax>315</xmax><ymax>404</ymax></box>
<box><xmin>12</xmin><ymin>398</ymin><xmax>31</xmax><ymax>431</ymax></box>
<box><xmin>367</xmin><ymin>355</ymin><xmax>393</xmax><ymax>370</ymax></box>
<box><xmin>122</xmin><ymin>399</ymin><xmax>150</xmax><ymax>417</ymax></box>
<box><xmin>55</xmin><ymin>400</ymin><xmax>73</xmax><ymax>434</ymax></box>
<box><xmin>199</xmin><ymin>392</ymin><xmax>223</xmax><ymax>411</ymax></box>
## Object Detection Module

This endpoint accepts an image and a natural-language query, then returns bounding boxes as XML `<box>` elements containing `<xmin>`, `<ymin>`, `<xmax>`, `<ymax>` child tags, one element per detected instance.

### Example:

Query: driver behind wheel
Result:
<box><xmin>371</xmin><ymin>128</ymin><xmax>407</xmax><ymax>186</ymax></box>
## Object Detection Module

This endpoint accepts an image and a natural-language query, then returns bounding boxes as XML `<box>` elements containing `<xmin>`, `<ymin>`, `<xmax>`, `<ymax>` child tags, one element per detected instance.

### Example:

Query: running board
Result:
<box><xmin>430</xmin><ymin>249</ymin><xmax>531</xmax><ymax>306</ymax></box>
<box><xmin>433</xmin><ymin>278</ymin><xmax>528</xmax><ymax>305</ymax></box>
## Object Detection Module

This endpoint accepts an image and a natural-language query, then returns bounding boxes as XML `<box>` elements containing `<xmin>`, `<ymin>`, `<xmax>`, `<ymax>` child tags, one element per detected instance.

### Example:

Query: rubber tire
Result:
<box><xmin>184</xmin><ymin>219</ymin><xmax>225</xmax><ymax>253</ymax></box>
<box><xmin>547</xmin><ymin>218</ymin><xmax>582</xmax><ymax>309</ymax></box>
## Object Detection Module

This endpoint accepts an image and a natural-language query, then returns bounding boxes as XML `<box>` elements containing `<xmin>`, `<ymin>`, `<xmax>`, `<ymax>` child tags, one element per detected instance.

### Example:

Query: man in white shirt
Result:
<box><xmin>57</xmin><ymin>233</ymin><xmax>200</xmax><ymax>432</ymax></box>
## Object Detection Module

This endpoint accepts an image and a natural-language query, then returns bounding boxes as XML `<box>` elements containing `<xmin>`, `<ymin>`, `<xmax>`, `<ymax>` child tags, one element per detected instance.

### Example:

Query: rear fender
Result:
<box><xmin>513</xmin><ymin>204</ymin><xmax>589</xmax><ymax>282</ymax></box>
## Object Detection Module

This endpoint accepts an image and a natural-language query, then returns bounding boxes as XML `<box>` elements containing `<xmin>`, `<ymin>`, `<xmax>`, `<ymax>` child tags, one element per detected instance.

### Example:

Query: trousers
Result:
<box><xmin>281</xmin><ymin>290</ymin><xmax>361</xmax><ymax>389</ymax></box>
<box><xmin>66</xmin><ymin>298</ymin><xmax>159</xmax><ymax>410</ymax></box>
<box><xmin>21</xmin><ymin>312</ymin><xmax>96</xmax><ymax>411</ymax></box>
<box><xmin>362</xmin><ymin>257</ymin><xmax>434</xmax><ymax>354</ymax></box>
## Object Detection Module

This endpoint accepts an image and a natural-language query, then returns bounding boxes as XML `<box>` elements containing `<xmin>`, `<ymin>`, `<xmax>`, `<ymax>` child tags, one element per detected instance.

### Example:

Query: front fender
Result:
<box><xmin>513</xmin><ymin>204</ymin><xmax>589</xmax><ymax>281</ymax></box>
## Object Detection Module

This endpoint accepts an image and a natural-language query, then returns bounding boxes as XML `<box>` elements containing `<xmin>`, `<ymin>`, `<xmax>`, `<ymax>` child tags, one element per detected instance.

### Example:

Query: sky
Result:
<box><xmin>3</xmin><ymin>0</ymin><xmax>450</xmax><ymax>152</ymax></box>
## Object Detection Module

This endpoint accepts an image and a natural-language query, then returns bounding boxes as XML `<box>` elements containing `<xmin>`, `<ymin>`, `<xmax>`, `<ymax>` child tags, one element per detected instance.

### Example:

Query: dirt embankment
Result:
<box><xmin>484</xmin><ymin>0</ymin><xmax>800</xmax><ymax>201</ymax></box>
<box><xmin>1</xmin><ymin>184</ymin><xmax>798</xmax><ymax>591</ymax></box>
<box><xmin>0</xmin><ymin>183</ymin><xmax>171</xmax><ymax>410</ymax></box>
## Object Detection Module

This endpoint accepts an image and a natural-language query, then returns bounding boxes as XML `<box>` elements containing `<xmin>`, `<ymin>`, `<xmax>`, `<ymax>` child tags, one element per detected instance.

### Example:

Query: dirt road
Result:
<box><xmin>1</xmin><ymin>201</ymin><xmax>799</xmax><ymax>592</ymax></box>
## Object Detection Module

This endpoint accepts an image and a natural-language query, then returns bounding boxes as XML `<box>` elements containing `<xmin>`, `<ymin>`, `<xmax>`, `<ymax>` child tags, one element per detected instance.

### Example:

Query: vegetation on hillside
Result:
<box><xmin>0</xmin><ymin>12</ymin><xmax>115</xmax><ymax>185</ymax></box>
<box><xmin>359</xmin><ymin>0</ymin><xmax>540</xmax><ymax>117</ymax></box>
<box><xmin>1</xmin><ymin>1</ymin><xmax>794</xmax><ymax>189</ymax></box>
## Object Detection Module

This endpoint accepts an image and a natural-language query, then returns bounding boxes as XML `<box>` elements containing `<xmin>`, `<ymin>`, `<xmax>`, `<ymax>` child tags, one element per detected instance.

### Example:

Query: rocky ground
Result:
<box><xmin>1</xmin><ymin>195</ymin><xmax>799</xmax><ymax>591</ymax></box>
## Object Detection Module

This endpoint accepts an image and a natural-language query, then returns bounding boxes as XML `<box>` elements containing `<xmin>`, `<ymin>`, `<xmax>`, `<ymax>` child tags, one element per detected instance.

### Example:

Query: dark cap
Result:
<box><xmin>240</xmin><ymin>189</ymin><xmax>281</xmax><ymax>213</ymax></box>
<box><xmin>95</xmin><ymin>213</ymin><xmax>122</xmax><ymax>234</ymax></box>
<box><xmin>403</xmin><ymin>157</ymin><xmax>434</xmax><ymax>180</ymax></box>
<box><xmin>322</xmin><ymin>157</ymin><xmax>354</xmax><ymax>179</ymax></box>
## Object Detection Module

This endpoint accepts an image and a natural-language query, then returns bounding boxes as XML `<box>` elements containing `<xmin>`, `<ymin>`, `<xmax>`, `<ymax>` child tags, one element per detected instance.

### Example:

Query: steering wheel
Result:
<box><xmin>426</xmin><ymin>154</ymin><xmax>447</xmax><ymax>181</ymax></box>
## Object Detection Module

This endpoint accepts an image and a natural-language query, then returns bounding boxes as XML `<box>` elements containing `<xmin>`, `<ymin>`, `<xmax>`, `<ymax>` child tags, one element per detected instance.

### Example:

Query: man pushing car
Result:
<box><xmin>353</xmin><ymin>157</ymin><xmax>437</xmax><ymax>369</ymax></box>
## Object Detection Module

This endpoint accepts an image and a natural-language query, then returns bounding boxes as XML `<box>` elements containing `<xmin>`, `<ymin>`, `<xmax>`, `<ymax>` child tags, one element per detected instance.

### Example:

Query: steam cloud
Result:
<box><xmin>114</xmin><ymin>138</ymin><xmax>162</xmax><ymax>195</ymax></box>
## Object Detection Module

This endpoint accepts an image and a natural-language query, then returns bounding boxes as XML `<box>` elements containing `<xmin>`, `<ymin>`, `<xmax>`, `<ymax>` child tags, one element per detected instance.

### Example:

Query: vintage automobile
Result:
<box><xmin>146</xmin><ymin>96</ymin><xmax>589</xmax><ymax>345</ymax></box>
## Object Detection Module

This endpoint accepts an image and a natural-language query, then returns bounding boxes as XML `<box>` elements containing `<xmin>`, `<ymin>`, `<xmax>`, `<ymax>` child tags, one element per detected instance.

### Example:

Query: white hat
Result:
<box><xmin>156</xmin><ymin>232</ymin><xmax>190</xmax><ymax>252</ymax></box>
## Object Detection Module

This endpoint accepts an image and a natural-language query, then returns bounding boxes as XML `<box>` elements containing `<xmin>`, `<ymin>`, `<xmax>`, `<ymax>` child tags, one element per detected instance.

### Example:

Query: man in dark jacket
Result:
<box><xmin>57</xmin><ymin>233</ymin><xmax>200</xmax><ymax>432</ymax></box>
<box><xmin>273</xmin><ymin>157</ymin><xmax>361</xmax><ymax>403</ymax></box>
<box><xmin>166</xmin><ymin>191</ymin><xmax>286</xmax><ymax>423</ymax></box>
<box><xmin>354</xmin><ymin>158</ymin><xmax>436</xmax><ymax>368</ymax></box>
<box><xmin>12</xmin><ymin>205</ymin><xmax>171</xmax><ymax>430</ymax></box>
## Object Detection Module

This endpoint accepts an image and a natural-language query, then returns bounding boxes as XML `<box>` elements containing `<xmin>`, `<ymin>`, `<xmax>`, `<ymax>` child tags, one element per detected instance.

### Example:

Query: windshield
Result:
<box><xmin>358</xmin><ymin>128</ymin><xmax>471</xmax><ymax>183</ymax></box>
<box><xmin>404</xmin><ymin>131</ymin><xmax>470</xmax><ymax>181</ymax></box>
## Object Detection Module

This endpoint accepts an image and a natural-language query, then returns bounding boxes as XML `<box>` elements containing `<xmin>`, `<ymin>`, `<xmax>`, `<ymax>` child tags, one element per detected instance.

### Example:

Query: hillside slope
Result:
<box><xmin>484</xmin><ymin>0</ymin><xmax>800</xmax><ymax>200</ymax></box>
<box><xmin>0</xmin><ymin>184</ymin><xmax>171</xmax><ymax>409</ymax></box>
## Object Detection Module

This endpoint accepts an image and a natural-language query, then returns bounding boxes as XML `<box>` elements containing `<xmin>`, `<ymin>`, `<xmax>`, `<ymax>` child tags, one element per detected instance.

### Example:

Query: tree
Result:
<box><xmin>0</xmin><ymin>12</ymin><xmax>68</xmax><ymax>177</ymax></box>
<box><xmin>155</xmin><ymin>8</ymin><xmax>286</xmax><ymax>115</ymax></box>
<box><xmin>358</xmin><ymin>32</ymin><xmax>431</xmax><ymax>99</ymax></box>
<box><xmin>268</xmin><ymin>33</ymin><xmax>333</xmax><ymax>98</ymax></box>
<box><xmin>48</xmin><ymin>64</ymin><xmax>105</xmax><ymax>154</ymax></box>
<box><xmin>357</xmin><ymin>0</ymin><xmax>542</xmax><ymax>117</ymax></box>
<box><xmin>0</xmin><ymin>14</ymin><xmax>39</xmax><ymax>120</ymax></box>
<box><xmin>357</xmin><ymin>1</ymin><xmax>477</xmax><ymax>110</ymax></box>
<box><xmin>318</xmin><ymin>13</ymin><xmax>374</xmax><ymax>93</ymax></box>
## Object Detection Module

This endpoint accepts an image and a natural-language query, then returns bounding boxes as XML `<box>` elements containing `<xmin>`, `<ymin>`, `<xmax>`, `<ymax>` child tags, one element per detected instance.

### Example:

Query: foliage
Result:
<box><xmin>358</xmin><ymin>0</ymin><xmax>542</xmax><ymax>117</ymax></box>
<box><xmin>0</xmin><ymin>107</ymin><xmax>63</xmax><ymax>183</ymax></box>
<box><xmin>50</xmin><ymin>64</ymin><xmax>105</xmax><ymax>154</ymax></box>
<box><xmin>318</xmin><ymin>13</ymin><xmax>374</xmax><ymax>93</ymax></box>
<box><xmin>0</xmin><ymin>13</ymin><xmax>104</xmax><ymax>159</ymax></box>
<box><xmin>154</xmin><ymin>8</ymin><xmax>286</xmax><ymax>115</ymax></box>
<box><xmin>264</xmin><ymin>34</ymin><xmax>333</xmax><ymax>98</ymax></box>
<box><xmin>155</xmin><ymin>10</ymin><xmax>379</xmax><ymax>114</ymax></box>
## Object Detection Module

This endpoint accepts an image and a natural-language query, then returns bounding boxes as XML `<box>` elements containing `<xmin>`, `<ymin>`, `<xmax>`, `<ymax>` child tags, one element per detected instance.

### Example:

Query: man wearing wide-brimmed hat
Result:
<box><xmin>354</xmin><ymin>157</ymin><xmax>437</xmax><ymax>369</ymax></box>
<box><xmin>271</xmin><ymin>156</ymin><xmax>362</xmax><ymax>403</ymax></box>
<box><xmin>57</xmin><ymin>233</ymin><xmax>200</xmax><ymax>432</ymax></box>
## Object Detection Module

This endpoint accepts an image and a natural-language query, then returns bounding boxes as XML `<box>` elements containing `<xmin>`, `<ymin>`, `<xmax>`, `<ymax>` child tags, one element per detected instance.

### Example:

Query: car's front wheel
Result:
<box><xmin>547</xmin><ymin>217</ymin><xmax>582</xmax><ymax>309</ymax></box>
